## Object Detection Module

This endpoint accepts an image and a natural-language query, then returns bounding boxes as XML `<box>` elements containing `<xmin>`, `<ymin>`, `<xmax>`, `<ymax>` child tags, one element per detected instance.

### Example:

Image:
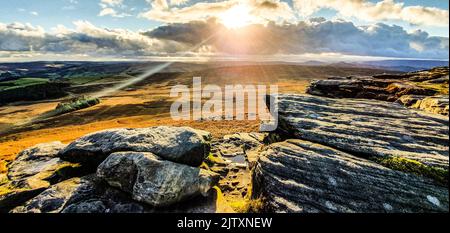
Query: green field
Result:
<box><xmin>0</xmin><ymin>78</ymin><xmax>49</xmax><ymax>91</ymax></box>
<box><xmin>68</xmin><ymin>76</ymin><xmax>105</xmax><ymax>85</ymax></box>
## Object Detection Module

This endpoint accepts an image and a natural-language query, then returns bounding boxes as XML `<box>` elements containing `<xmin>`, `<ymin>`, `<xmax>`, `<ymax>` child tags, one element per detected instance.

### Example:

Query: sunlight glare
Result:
<box><xmin>219</xmin><ymin>4</ymin><xmax>253</xmax><ymax>29</ymax></box>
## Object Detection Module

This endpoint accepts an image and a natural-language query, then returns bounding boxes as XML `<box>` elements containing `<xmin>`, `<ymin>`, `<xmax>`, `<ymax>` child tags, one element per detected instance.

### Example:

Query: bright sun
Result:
<box><xmin>219</xmin><ymin>4</ymin><xmax>253</xmax><ymax>29</ymax></box>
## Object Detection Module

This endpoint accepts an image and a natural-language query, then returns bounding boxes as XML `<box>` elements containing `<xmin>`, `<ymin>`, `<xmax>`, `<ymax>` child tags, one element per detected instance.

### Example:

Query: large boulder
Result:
<box><xmin>97</xmin><ymin>151</ymin><xmax>220</xmax><ymax>207</ymax></box>
<box><xmin>0</xmin><ymin>142</ymin><xmax>84</xmax><ymax>212</ymax></box>
<box><xmin>59</xmin><ymin>126</ymin><xmax>212</xmax><ymax>167</ymax></box>
<box><xmin>274</xmin><ymin>94</ymin><xmax>449</xmax><ymax>170</ymax></box>
<box><xmin>253</xmin><ymin>140</ymin><xmax>449</xmax><ymax>213</ymax></box>
<box><xmin>11</xmin><ymin>176</ymin><xmax>151</xmax><ymax>213</ymax></box>
<box><xmin>12</xmin><ymin>174</ymin><xmax>224</xmax><ymax>213</ymax></box>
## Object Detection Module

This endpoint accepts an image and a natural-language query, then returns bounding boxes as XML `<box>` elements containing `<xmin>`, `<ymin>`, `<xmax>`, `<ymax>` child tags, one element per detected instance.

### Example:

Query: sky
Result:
<box><xmin>0</xmin><ymin>0</ymin><xmax>449</xmax><ymax>62</ymax></box>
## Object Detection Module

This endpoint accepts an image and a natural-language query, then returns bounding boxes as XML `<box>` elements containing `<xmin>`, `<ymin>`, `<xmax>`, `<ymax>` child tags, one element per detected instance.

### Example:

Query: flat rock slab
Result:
<box><xmin>59</xmin><ymin>126</ymin><xmax>212</xmax><ymax>167</ymax></box>
<box><xmin>253</xmin><ymin>140</ymin><xmax>449</xmax><ymax>213</ymax></box>
<box><xmin>97</xmin><ymin>151</ymin><xmax>220</xmax><ymax>207</ymax></box>
<box><xmin>7</xmin><ymin>142</ymin><xmax>83</xmax><ymax>185</ymax></box>
<box><xmin>274</xmin><ymin>94</ymin><xmax>449</xmax><ymax>169</ymax></box>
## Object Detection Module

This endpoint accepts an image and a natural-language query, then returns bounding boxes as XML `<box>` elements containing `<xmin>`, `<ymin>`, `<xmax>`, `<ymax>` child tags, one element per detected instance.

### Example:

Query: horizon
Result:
<box><xmin>1</xmin><ymin>0</ymin><xmax>449</xmax><ymax>62</ymax></box>
<box><xmin>1</xmin><ymin>55</ymin><xmax>449</xmax><ymax>64</ymax></box>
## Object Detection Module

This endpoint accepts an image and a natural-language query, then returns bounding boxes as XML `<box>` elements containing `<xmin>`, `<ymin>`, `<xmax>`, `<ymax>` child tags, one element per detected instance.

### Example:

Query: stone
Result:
<box><xmin>0</xmin><ymin>142</ymin><xmax>84</xmax><ymax>212</ymax></box>
<box><xmin>12</xmin><ymin>175</ymin><xmax>225</xmax><ymax>213</ymax></box>
<box><xmin>414</xmin><ymin>95</ymin><xmax>449</xmax><ymax>116</ymax></box>
<box><xmin>274</xmin><ymin>94</ymin><xmax>449</xmax><ymax>169</ymax></box>
<box><xmin>396</xmin><ymin>95</ymin><xmax>449</xmax><ymax>116</ymax></box>
<box><xmin>212</xmin><ymin>133</ymin><xmax>265</xmax><ymax>168</ymax></box>
<box><xmin>7</xmin><ymin>142</ymin><xmax>84</xmax><ymax>185</ymax></box>
<box><xmin>96</xmin><ymin>151</ymin><xmax>220</xmax><ymax>207</ymax></box>
<box><xmin>252</xmin><ymin>140</ymin><xmax>449</xmax><ymax>213</ymax></box>
<box><xmin>59</xmin><ymin>126</ymin><xmax>212</xmax><ymax>167</ymax></box>
<box><xmin>11</xmin><ymin>176</ymin><xmax>151</xmax><ymax>213</ymax></box>
<box><xmin>223</xmin><ymin>133</ymin><xmax>266</xmax><ymax>145</ymax></box>
<box><xmin>396</xmin><ymin>95</ymin><xmax>426</xmax><ymax>107</ymax></box>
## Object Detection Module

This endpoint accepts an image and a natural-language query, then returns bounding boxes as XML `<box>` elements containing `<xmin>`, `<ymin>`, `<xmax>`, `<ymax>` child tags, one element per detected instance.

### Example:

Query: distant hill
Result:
<box><xmin>0</xmin><ymin>61</ymin><xmax>360</xmax><ymax>82</ymax></box>
<box><xmin>297</xmin><ymin>59</ymin><xmax>448</xmax><ymax>72</ymax></box>
<box><xmin>0</xmin><ymin>61</ymin><xmax>210</xmax><ymax>82</ymax></box>
<box><xmin>3</xmin><ymin>59</ymin><xmax>445</xmax><ymax>83</ymax></box>
<box><xmin>359</xmin><ymin>60</ymin><xmax>449</xmax><ymax>72</ymax></box>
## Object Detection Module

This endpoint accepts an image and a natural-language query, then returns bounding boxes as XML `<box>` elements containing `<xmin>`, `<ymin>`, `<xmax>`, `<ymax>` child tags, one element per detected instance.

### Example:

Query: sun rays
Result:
<box><xmin>219</xmin><ymin>3</ymin><xmax>254</xmax><ymax>29</ymax></box>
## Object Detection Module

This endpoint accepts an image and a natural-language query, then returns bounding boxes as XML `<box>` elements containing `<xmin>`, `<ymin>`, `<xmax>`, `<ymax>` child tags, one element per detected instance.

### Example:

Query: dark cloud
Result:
<box><xmin>0</xmin><ymin>21</ymin><xmax>186</xmax><ymax>57</ymax></box>
<box><xmin>258</xmin><ymin>1</ymin><xmax>280</xmax><ymax>9</ymax></box>
<box><xmin>144</xmin><ymin>19</ymin><xmax>223</xmax><ymax>45</ymax></box>
<box><xmin>146</xmin><ymin>18</ymin><xmax>449</xmax><ymax>59</ymax></box>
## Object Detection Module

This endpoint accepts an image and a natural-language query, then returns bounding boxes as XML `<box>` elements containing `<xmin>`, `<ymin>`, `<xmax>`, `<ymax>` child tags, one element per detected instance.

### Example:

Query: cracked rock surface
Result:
<box><xmin>253</xmin><ymin>139</ymin><xmax>449</xmax><ymax>213</ymax></box>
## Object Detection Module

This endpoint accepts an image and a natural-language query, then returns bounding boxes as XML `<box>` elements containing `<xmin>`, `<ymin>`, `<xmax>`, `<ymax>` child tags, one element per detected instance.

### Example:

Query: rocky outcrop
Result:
<box><xmin>253</xmin><ymin>93</ymin><xmax>449</xmax><ymax>213</ymax></box>
<box><xmin>2</xmin><ymin>126</ymin><xmax>221</xmax><ymax>213</ymax></box>
<box><xmin>0</xmin><ymin>142</ymin><xmax>85</xmax><ymax>212</ymax></box>
<box><xmin>307</xmin><ymin>77</ymin><xmax>437</xmax><ymax>101</ymax></box>
<box><xmin>274</xmin><ymin>94</ymin><xmax>449</xmax><ymax>170</ymax></box>
<box><xmin>59</xmin><ymin>126</ymin><xmax>212</xmax><ymax>167</ymax></box>
<box><xmin>12</xmin><ymin>175</ymin><xmax>225</xmax><ymax>213</ymax></box>
<box><xmin>11</xmin><ymin>176</ymin><xmax>150</xmax><ymax>213</ymax></box>
<box><xmin>97</xmin><ymin>151</ymin><xmax>220</xmax><ymax>207</ymax></box>
<box><xmin>253</xmin><ymin>140</ymin><xmax>449</xmax><ymax>213</ymax></box>
<box><xmin>396</xmin><ymin>95</ymin><xmax>449</xmax><ymax>116</ymax></box>
<box><xmin>2</xmin><ymin>97</ymin><xmax>448</xmax><ymax>214</ymax></box>
<box><xmin>306</xmin><ymin>67</ymin><xmax>449</xmax><ymax>115</ymax></box>
<box><xmin>416</xmin><ymin>96</ymin><xmax>449</xmax><ymax>116</ymax></box>
<box><xmin>7</xmin><ymin>142</ymin><xmax>82</xmax><ymax>184</ymax></box>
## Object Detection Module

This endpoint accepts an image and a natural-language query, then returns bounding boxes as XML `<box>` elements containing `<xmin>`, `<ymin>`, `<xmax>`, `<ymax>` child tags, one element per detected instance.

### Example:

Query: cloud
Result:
<box><xmin>293</xmin><ymin>0</ymin><xmax>449</xmax><ymax>27</ymax></box>
<box><xmin>100</xmin><ymin>0</ymin><xmax>123</xmax><ymax>6</ymax></box>
<box><xmin>140</xmin><ymin>0</ymin><xmax>296</xmax><ymax>25</ymax></box>
<box><xmin>99</xmin><ymin>8</ymin><xmax>117</xmax><ymax>16</ymax></box>
<box><xmin>98</xmin><ymin>0</ymin><xmax>131</xmax><ymax>17</ymax></box>
<box><xmin>0</xmin><ymin>21</ymin><xmax>186</xmax><ymax>57</ymax></box>
<box><xmin>169</xmin><ymin>0</ymin><xmax>189</xmax><ymax>6</ymax></box>
<box><xmin>0</xmin><ymin>22</ymin><xmax>46</xmax><ymax>51</ymax></box>
<box><xmin>146</xmin><ymin>18</ymin><xmax>449</xmax><ymax>59</ymax></box>
<box><xmin>0</xmin><ymin>18</ymin><xmax>448</xmax><ymax>60</ymax></box>
<box><xmin>141</xmin><ymin>0</ymin><xmax>448</xmax><ymax>28</ymax></box>
<box><xmin>63</xmin><ymin>0</ymin><xmax>79</xmax><ymax>10</ymax></box>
